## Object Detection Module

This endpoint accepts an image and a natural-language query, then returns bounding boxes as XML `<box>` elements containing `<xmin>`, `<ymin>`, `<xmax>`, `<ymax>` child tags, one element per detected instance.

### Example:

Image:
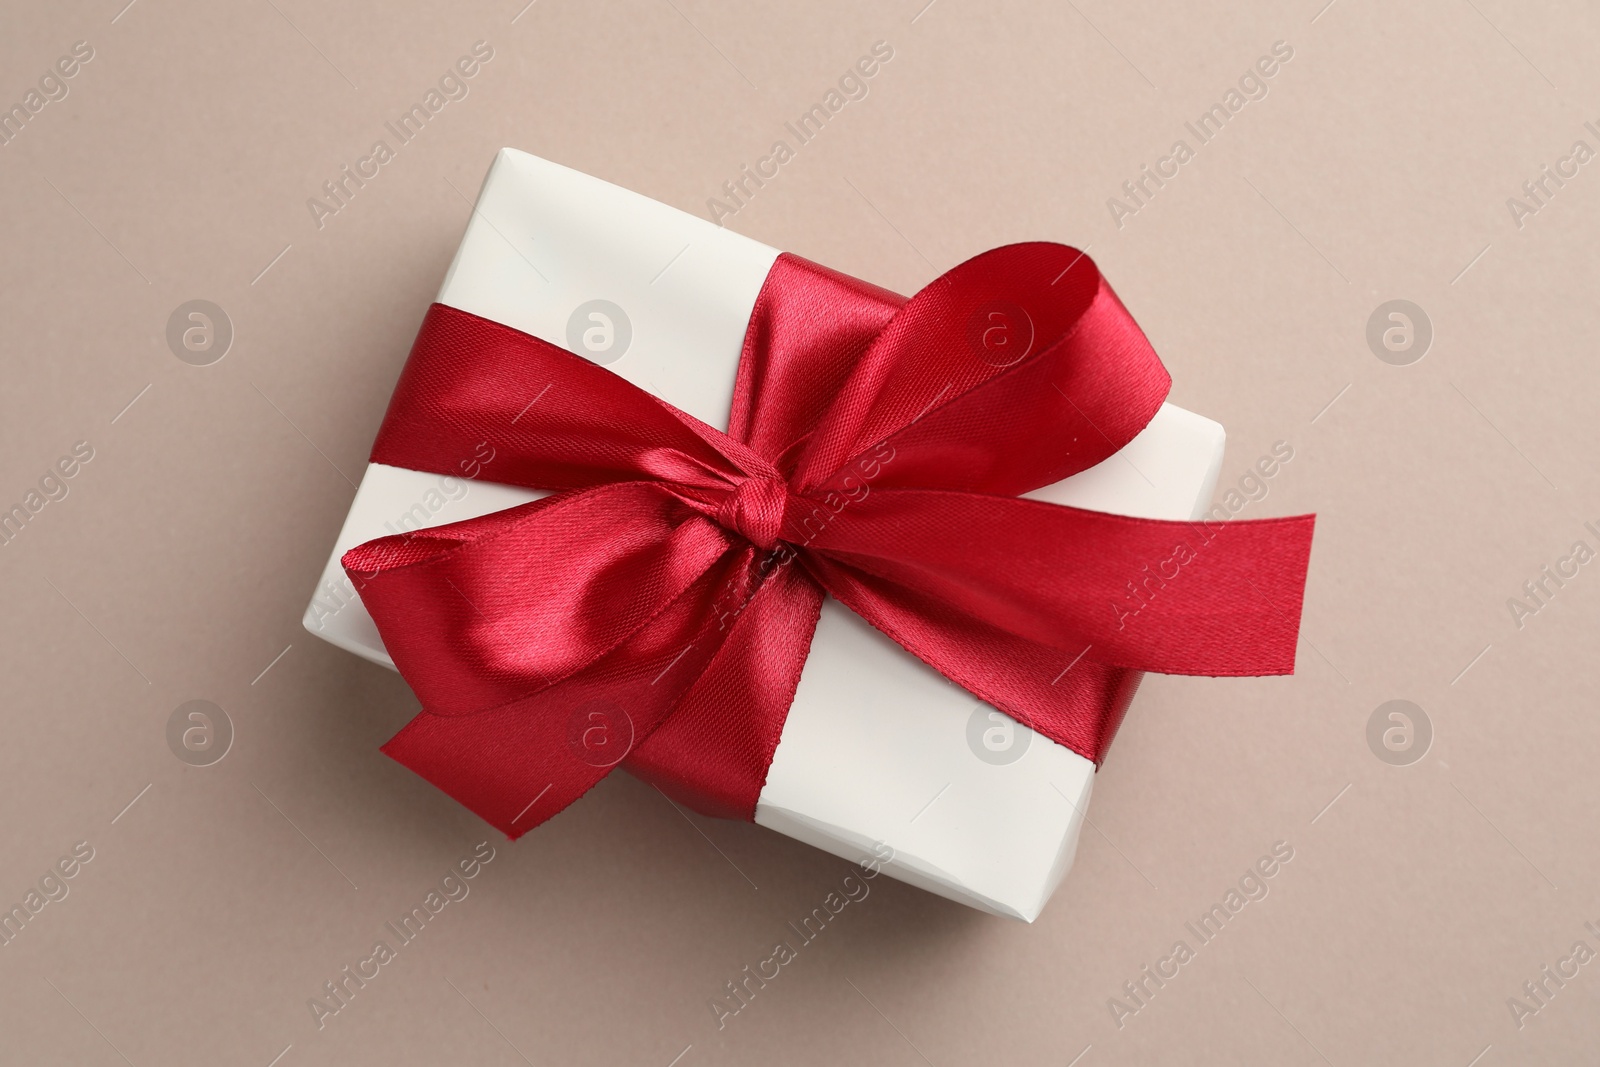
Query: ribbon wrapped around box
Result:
<box><xmin>304</xmin><ymin>149</ymin><xmax>1314</xmax><ymax>920</ymax></box>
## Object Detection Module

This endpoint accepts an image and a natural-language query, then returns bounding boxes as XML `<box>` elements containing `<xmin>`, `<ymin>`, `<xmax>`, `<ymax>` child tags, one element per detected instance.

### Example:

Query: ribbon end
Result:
<box><xmin>380</xmin><ymin>709</ymin><xmax>598</xmax><ymax>841</ymax></box>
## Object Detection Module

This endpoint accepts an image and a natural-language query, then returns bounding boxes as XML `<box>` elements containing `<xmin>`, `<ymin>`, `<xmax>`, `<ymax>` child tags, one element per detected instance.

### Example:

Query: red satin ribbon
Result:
<box><xmin>343</xmin><ymin>243</ymin><xmax>1315</xmax><ymax>837</ymax></box>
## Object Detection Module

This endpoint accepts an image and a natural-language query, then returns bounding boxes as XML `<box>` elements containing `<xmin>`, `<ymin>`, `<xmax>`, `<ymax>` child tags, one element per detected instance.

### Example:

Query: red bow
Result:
<box><xmin>344</xmin><ymin>243</ymin><xmax>1314</xmax><ymax>837</ymax></box>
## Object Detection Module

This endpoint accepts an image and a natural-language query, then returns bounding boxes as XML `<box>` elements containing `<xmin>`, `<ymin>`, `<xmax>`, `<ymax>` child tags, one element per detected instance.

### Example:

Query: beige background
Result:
<box><xmin>2</xmin><ymin>0</ymin><xmax>1598</xmax><ymax>1064</ymax></box>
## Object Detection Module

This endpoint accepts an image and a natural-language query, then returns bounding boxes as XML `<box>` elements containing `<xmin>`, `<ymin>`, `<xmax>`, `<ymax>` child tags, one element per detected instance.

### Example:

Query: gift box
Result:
<box><xmin>305</xmin><ymin>149</ymin><xmax>1241</xmax><ymax>921</ymax></box>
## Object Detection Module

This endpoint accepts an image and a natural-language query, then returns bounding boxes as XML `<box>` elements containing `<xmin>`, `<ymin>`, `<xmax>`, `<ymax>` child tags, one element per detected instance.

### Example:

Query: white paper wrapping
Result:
<box><xmin>304</xmin><ymin>149</ymin><xmax>1224</xmax><ymax>920</ymax></box>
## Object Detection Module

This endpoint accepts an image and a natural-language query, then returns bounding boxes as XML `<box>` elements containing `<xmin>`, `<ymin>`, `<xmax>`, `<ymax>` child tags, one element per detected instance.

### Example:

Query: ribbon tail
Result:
<box><xmin>802</xmin><ymin>553</ymin><xmax>1145</xmax><ymax>763</ymax></box>
<box><xmin>379</xmin><ymin>545</ymin><xmax>765</xmax><ymax>838</ymax></box>
<box><xmin>625</xmin><ymin>555</ymin><xmax>825</xmax><ymax>819</ymax></box>
<box><xmin>800</xmin><ymin>489</ymin><xmax>1316</xmax><ymax>676</ymax></box>
<box><xmin>380</xmin><ymin>687</ymin><xmax>612</xmax><ymax>841</ymax></box>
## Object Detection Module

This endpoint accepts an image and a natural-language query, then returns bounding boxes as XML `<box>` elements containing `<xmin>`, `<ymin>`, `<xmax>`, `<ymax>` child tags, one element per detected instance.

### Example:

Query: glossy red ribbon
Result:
<box><xmin>344</xmin><ymin>243</ymin><xmax>1314</xmax><ymax>838</ymax></box>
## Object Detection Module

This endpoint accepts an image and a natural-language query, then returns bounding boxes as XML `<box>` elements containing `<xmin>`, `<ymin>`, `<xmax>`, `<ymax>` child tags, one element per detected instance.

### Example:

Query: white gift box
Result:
<box><xmin>305</xmin><ymin>149</ymin><xmax>1224</xmax><ymax>921</ymax></box>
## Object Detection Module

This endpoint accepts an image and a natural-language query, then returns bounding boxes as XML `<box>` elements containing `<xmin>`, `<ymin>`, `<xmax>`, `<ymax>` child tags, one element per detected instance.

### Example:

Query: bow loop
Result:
<box><xmin>793</xmin><ymin>243</ymin><xmax>1171</xmax><ymax>498</ymax></box>
<box><xmin>343</xmin><ymin>482</ymin><xmax>737</xmax><ymax>716</ymax></box>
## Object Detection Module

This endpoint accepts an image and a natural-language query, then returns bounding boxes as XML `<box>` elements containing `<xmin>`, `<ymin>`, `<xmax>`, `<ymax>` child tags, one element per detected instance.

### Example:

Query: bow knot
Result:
<box><xmin>715</xmin><ymin>474</ymin><xmax>793</xmax><ymax>550</ymax></box>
